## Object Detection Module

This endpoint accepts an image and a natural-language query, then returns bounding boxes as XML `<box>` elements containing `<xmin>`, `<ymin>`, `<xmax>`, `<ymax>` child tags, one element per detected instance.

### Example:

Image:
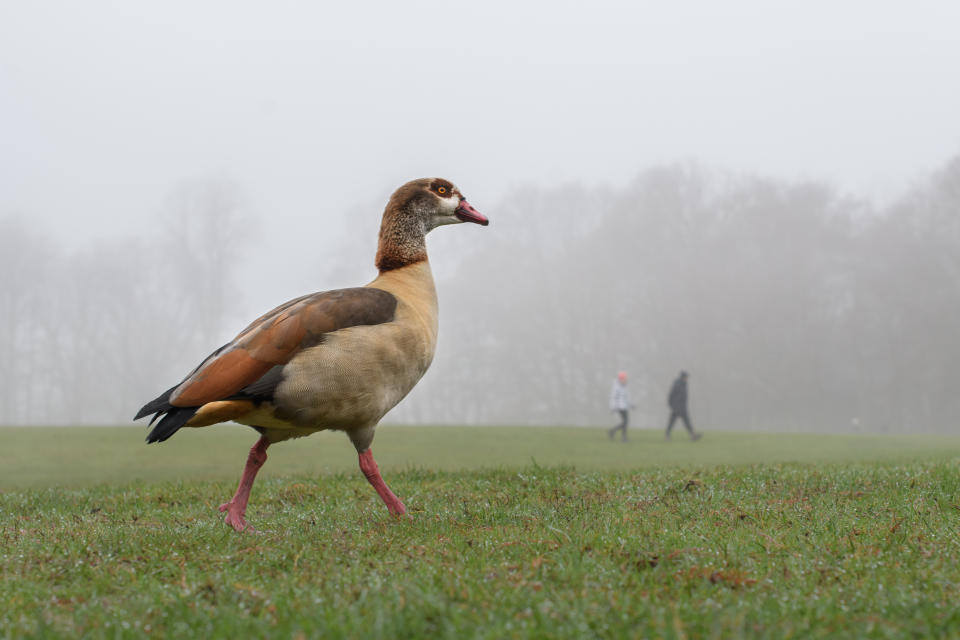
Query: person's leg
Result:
<box><xmin>666</xmin><ymin>411</ymin><xmax>677</xmax><ymax>439</ymax></box>
<box><xmin>620</xmin><ymin>410</ymin><xmax>629</xmax><ymax>441</ymax></box>
<box><xmin>610</xmin><ymin>410</ymin><xmax>627</xmax><ymax>440</ymax></box>
<box><xmin>681</xmin><ymin>412</ymin><xmax>700</xmax><ymax>440</ymax></box>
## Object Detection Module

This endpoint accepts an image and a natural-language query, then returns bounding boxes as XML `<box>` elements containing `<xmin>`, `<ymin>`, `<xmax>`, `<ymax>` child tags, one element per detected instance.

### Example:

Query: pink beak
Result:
<box><xmin>455</xmin><ymin>199</ymin><xmax>489</xmax><ymax>226</ymax></box>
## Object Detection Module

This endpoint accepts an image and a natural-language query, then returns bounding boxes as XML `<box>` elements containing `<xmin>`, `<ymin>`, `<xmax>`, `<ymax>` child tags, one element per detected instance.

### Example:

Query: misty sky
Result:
<box><xmin>3</xmin><ymin>1</ymin><xmax>960</xmax><ymax>276</ymax></box>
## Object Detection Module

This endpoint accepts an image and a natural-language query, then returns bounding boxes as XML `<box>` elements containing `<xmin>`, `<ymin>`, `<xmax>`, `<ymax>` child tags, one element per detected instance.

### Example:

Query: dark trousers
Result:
<box><xmin>666</xmin><ymin>410</ymin><xmax>694</xmax><ymax>437</ymax></box>
<box><xmin>609</xmin><ymin>410</ymin><xmax>629</xmax><ymax>440</ymax></box>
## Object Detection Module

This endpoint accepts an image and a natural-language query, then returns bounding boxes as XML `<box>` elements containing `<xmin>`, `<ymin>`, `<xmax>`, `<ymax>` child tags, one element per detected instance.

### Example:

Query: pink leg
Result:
<box><xmin>219</xmin><ymin>436</ymin><xmax>270</xmax><ymax>532</ymax></box>
<box><xmin>358</xmin><ymin>448</ymin><xmax>406</xmax><ymax>516</ymax></box>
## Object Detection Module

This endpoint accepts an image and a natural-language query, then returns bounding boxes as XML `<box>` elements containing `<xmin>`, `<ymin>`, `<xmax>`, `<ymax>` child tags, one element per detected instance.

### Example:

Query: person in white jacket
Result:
<box><xmin>608</xmin><ymin>371</ymin><xmax>633</xmax><ymax>442</ymax></box>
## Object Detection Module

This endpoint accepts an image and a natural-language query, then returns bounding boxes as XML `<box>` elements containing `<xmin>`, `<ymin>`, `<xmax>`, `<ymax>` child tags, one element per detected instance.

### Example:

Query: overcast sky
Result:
<box><xmin>3</xmin><ymin>1</ymin><xmax>960</xmax><ymax>266</ymax></box>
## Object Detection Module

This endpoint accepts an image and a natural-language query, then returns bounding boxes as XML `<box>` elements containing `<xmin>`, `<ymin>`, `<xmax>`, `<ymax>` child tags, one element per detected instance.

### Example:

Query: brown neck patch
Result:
<box><xmin>375</xmin><ymin>235</ymin><xmax>427</xmax><ymax>271</ymax></box>
<box><xmin>375</xmin><ymin>185</ymin><xmax>430</xmax><ymax>272</ymax></box>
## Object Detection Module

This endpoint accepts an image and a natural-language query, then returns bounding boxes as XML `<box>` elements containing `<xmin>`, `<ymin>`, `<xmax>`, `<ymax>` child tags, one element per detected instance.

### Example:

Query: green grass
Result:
<box><xmin>2</xmin><ymin>426</ymin><xmax>960</xmax><ymax>638</ymax></box>
<box><xmin>2</xmin><ymin>424</ymin><xmax>960</xmax><ymax>488</ymax></box>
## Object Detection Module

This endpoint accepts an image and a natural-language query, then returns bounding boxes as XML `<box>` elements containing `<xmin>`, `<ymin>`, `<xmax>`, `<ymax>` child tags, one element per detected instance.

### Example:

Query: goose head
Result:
<box><xmin>376</xmin><ymin>178</ymin><xmax>488</xmax><ymax>271</ymax></box>
<box><xmin>386</xmin><ymin>177</ymin><xmax>488</xmax><ymax>231</ymax></box>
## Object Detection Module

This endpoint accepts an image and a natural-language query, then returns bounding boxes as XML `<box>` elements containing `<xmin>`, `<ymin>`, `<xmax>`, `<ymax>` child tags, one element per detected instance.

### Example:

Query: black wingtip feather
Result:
<box><xmin>145</xmin><ymin>407</ymin><xmax>198</xmax><ymax>444</ymax></box>
<box><xmin>134</xmin><ymin>385</ymin><xmax>178</xmax><ymax>421</ymax></box>
<box><xmin>133</xmin><ymin>405</ymin><xmax>155</xmax><ymax>421</ymax></box>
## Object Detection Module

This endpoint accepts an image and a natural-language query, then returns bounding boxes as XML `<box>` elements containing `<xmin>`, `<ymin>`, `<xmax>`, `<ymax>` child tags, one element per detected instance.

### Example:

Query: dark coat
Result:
<box><xmin>668</xmin><ymin>376</ymin><xmax>688</xmax><ymax>413</ymax></box>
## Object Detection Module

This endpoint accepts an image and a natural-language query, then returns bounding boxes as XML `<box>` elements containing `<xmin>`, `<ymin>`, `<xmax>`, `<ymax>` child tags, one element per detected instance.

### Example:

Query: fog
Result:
<box><xmin>2</xmin><ymin>2</ymin><xmax>960</xmax><ymax>432</ymax></box>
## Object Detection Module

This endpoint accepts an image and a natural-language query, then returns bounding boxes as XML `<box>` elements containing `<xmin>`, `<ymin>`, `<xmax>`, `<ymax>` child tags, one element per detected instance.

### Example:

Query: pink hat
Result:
<box><xmin>617</xmin><ymin>371</ymin><xmax>627</xmax><ymax>381</ymax></box>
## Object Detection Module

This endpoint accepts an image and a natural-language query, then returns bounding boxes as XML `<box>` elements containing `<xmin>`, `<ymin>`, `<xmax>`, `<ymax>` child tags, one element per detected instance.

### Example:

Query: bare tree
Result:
<box><xmin>157</xmin><ymin>180</ymin><xmax>251</xmax><ymax>351</ymax></box>
<box><xmin>0</xmin><ymin>217</ymin><xmax>59</xmax><ymax>424</ymax></box>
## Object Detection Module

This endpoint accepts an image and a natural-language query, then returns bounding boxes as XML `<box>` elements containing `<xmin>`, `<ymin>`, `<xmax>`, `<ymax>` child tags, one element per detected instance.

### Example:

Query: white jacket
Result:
<box><xmin>610</xmin><ymin>380</ymin><xmax>631</xmax><ymax>411</ymax></box>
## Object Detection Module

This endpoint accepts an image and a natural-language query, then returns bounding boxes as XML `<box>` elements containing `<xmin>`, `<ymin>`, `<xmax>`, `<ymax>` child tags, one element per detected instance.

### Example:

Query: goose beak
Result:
<box><xmin>455</xmin><ymin>199</ymin><xmax>489</xmax><ymax>226</ymax></box>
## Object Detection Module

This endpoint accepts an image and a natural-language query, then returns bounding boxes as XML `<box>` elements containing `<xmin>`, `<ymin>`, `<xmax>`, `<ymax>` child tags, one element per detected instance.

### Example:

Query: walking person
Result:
<box><xmin>608</xmin><ymin>371</ymin><xmax>633</xmax><ymax>442</ymax></box>
<box><xmin>666</xmin><ymin>371</ymin><xmax>701</xmax><ymax>441</ymax></box>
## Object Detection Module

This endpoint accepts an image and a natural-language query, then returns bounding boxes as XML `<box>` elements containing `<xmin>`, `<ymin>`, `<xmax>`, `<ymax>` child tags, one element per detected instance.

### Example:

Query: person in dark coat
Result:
<box><xmin>666</xmin><ymin>371</ymin><xmax>701</xmax><ymax>441</ymax></box>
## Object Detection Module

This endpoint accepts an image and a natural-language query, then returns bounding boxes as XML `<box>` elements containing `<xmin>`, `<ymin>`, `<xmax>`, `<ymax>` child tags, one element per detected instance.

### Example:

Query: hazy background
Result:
<box><xmin>2</xmin><ymin>1</ymin><xmax>959</xmax><ymax>433</ymax></box>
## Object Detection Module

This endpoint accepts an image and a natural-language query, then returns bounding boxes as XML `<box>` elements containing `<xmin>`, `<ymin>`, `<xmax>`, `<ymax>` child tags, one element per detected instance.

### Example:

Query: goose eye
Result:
<box><xmin>437</xmin><ymin>186</ymin><xmax>447</xmax><ymax>195</ymax></box>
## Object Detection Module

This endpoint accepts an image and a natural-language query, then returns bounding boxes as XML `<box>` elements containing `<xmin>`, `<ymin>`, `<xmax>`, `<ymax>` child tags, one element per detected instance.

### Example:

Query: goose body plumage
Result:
<box><xmin>134</xmin><ymin>178</ymin><xmax>487</xmax><ymax>531</ymax></box>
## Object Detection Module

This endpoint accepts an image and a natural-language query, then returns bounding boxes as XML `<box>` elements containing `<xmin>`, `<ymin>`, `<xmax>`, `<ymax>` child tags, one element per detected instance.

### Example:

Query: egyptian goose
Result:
<box><xmin>134</xmin><ymin>178</ymin><xmax>488</xmax><ymax>531</ymax></box>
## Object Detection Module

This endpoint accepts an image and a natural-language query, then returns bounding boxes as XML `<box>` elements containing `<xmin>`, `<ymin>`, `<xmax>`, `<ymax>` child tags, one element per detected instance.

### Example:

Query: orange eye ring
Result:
<box><xmin>438</xmin><ymin>186</ymin><xmax>446</xmax><ymax>195</ymax></box>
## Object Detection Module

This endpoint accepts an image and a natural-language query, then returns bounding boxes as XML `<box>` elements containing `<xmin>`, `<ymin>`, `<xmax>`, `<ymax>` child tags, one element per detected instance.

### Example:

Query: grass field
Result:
<box><xmin>3</xmin><ymin>424</ymin><xmax>960</xmax><ymax>488</ymax></box>
<box><xmin>2</xmin><ymin>425</ymin><xmax>960</xmax><ymax>638</ymax></box>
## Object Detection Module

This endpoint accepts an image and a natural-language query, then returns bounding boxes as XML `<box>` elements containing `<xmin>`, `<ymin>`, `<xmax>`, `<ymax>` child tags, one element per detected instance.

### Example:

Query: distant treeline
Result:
<box><xmin>0</xmin><ymin>182</ymin><xmax>246</xmax><ymax>425</ymax></box>
<box><xmin>396</xmin><ymin>156</ymin><xmax>960</xmax><ymax>433</ymax></box>
<box><xmin>2</xmin><ymin>158</ymin><xmax>959</xmax><ymax>433</ymax></box>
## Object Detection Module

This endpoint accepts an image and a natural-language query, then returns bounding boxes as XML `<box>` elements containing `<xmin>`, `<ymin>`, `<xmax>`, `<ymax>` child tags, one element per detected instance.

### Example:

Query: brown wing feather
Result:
<box><xmin>168</xmin><ymin>287</ymin><xmax>397</xmax><ymax>408</ymax></box>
